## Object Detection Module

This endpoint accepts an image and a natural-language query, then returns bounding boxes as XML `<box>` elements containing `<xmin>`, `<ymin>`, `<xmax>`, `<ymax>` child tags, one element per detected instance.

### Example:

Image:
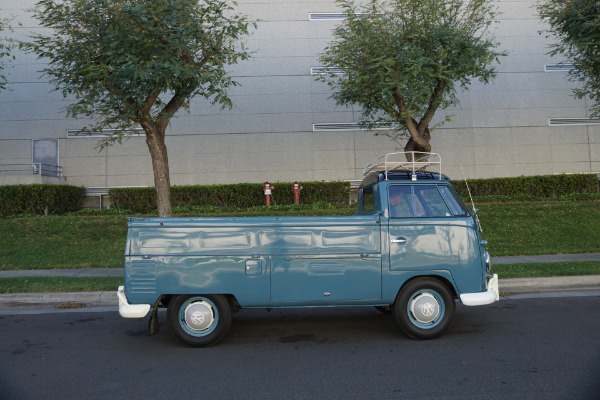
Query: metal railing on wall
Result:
<box><xmin>0</xmin><ymin>164</ymin><xmax>63</xmax><ymax>177</ymax></box>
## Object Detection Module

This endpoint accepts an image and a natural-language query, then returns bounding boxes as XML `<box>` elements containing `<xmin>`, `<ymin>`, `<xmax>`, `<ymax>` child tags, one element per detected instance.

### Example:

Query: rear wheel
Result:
<box><xmin>167</xmin><ymin>294</ymin><xmax>232</xmax><ymax>347</ymax></box>
<box><xmin>393</xmin><ymin>278</ymin><xmax>455</xmax><ymax>339</ymax></box>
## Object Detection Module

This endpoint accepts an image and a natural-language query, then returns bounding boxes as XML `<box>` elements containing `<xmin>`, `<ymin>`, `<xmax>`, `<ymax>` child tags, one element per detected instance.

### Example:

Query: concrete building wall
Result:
<box><xmin>1</xmin><ymin>0</ymin><xmax>598</xmax><ymax>189</ymax></box>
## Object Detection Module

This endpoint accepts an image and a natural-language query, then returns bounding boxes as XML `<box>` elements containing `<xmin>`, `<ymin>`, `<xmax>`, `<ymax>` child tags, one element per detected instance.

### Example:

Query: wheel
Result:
<box><xmin>167</xmin><ymin>294</ymin><xmax>232</xmax><ymax>347</ymax></box>
<box><xmin>393</xmin><ymin>278</ymin><xmax>455</xmax><ymax>339</ymax></box>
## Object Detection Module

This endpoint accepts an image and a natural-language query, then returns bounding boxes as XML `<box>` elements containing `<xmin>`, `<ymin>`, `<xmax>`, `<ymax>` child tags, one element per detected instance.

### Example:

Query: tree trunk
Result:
<box><xmin>404</xmin><ymin>127</ymin><xmax>432</xmax><ymax>162</ymax></box>
<box><xmin>145</xmin><ymin>127</ymin><xmax>172</xmax><ymax>217</ymax></box>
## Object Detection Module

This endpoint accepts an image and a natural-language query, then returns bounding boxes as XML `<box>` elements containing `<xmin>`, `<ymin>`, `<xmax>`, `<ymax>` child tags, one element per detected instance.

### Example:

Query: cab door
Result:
<box><xmin>387</xmin><ymin>184</ymin><xmax>477</xmax><ymax>273</ymax></box>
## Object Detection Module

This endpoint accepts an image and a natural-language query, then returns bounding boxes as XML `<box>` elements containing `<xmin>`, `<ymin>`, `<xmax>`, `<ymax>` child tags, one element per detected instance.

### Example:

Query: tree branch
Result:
<box><xmin>417</xmin><ymin>78</ymin><xmax>445</xmax><ymax>136</ymax></box>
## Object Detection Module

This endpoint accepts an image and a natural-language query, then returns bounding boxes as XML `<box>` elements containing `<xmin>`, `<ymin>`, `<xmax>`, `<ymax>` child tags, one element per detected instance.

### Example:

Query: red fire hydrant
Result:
<box><xmin>264</xmin><ymin>182</ymin><xmax>274</xmax><ymax>206</ymax></box>
<box><xmin>293</xmin><ymin>182</ymin><xmax>303</xmax><ymax>205</ymax></box>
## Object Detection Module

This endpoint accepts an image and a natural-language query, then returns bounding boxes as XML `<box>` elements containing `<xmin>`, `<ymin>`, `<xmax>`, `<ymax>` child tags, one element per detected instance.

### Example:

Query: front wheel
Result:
<box><xmin>393</xmin><ymin>278</ymin><xmax>455</xmax><ymax>340</ymax></box>
<box><xmin>167</xmin><ymin>294</ymin><xmax>232</xmax><ymax>347</ymax></box>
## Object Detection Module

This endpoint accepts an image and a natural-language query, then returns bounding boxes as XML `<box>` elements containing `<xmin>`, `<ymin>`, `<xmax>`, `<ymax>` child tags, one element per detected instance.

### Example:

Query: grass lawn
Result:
<box><xmin>1</xmin><ymin>261</ymin><xmax>598</xmax><ymax>292</ymax></box>
<box><xmin>0</xmin><ymin>206</ymin><xmax>356</xmax><ymax>271</ymax></box>
<box><xmin>0</xmin><ymin>200</ymin><xmax>599</xmax><ymax>293</ymax></box>
<box><xmin>491</xmin><ymin>261</ymin><xmax>600</xmax><ymax>279</ymax></box>
<box><xmin>477</xmin><ymin>201</ymin><xmax>600</xmax><ymax>256</ymax></box>
<box><xmin>0</xmin><ymin>277</ymin><xmax>123</xmax><ymax>293</ymax></box>
<box><xmin>0</xmin><ymin>215</ymin><xmax>127</xmax><ymax>270</ymax></box>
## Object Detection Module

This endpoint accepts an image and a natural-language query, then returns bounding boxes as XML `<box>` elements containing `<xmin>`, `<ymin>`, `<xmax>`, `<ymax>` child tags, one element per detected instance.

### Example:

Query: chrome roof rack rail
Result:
<box><xmin>363</xmin><ymin>152</ymin><xmax>442</xmax><ymax>181</ymax></box>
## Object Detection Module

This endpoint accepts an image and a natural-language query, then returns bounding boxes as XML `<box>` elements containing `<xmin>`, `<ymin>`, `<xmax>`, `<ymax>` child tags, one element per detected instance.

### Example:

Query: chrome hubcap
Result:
<box><xmin>183</xmin><ymin>301</ymin><xmax>215</xmax><ymax>331</ymax></box>
<box><xmin>410</xmin><ymin>293</ymin><xmax>440</xmax><ymax>324</ymax></box>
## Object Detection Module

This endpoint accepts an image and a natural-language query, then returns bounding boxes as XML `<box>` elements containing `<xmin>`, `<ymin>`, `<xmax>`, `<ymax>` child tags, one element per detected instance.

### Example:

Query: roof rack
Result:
<box><xmin>363</xmin><ymin>152</ymin><xmax>442</xmax><ymax>181</ymax></box>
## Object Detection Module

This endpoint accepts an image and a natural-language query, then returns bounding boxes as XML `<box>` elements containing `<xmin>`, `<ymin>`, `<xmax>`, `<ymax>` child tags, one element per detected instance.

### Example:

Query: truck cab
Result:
<box><xmin>118</xmin><ymin>152</ymin><xmax>498</xmax><ymax>346</ymax></box>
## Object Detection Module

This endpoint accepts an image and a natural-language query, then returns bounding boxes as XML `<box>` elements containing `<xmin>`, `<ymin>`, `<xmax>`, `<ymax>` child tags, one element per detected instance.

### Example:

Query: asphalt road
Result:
<box><xmin>1</xmin><ymin>293</ymin><xmax>599</xmax><ymax>400</ymax></box>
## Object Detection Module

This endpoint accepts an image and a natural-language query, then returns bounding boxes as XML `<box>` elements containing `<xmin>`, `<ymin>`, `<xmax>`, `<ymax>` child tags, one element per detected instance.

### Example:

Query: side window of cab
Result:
<box><xmin>361</xmin><ymin>185</ymin><xmax>375</xmax><ymax>212</ymax></box>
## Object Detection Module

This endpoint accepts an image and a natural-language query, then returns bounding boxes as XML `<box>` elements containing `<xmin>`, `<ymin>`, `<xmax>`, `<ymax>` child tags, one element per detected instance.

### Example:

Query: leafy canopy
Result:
<box><xmin>319</xmin><ymin>0</ymin><xmax>505</xmax><ymax>145</ymax></box>
<box><xmin>0</xmin><ymin>12</ymin><xmax>16</xmax><ymax>92</ymax></box>
<box><xmin>538</xmin><ymin>0</ymin><xmax>600</xmax><ymax>117</ymax></box>
<box><xmin>28</xmin><ymin>0</ymin><xmax>253</xmax><ymax>145</ymax></box>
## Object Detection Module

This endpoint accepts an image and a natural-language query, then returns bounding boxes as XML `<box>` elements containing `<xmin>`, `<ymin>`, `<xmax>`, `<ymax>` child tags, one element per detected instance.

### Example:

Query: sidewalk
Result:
<box><xmin>1</xmin><ymin>254</ymin><xmax>599</xmax><ymax>310</ymax></box>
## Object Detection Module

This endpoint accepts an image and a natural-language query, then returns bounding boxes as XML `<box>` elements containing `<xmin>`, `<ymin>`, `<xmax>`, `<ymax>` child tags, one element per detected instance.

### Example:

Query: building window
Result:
<box><xmin>32</xmin><ymin>139</ymin><xmax>61</xmax><ymax>177</ymax></box>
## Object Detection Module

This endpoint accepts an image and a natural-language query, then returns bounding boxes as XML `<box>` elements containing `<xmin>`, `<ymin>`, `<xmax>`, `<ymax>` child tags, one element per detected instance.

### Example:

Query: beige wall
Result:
<box><xmin>1</xmin><ymin>0</ymin><xmax>598</xmax><ymax>188</ymax></box>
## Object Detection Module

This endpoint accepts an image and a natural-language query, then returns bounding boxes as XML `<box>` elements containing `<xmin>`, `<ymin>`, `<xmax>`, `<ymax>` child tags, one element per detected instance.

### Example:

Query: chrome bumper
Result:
<box><xmin>117</xmin><ymin>286</ymin><xmax>151</xmax><ymax>318</ymax></box>
<box><xmin>460</xmin><ymin>274</ymin><xmax>499</xmax><ymax>306</ymax></box>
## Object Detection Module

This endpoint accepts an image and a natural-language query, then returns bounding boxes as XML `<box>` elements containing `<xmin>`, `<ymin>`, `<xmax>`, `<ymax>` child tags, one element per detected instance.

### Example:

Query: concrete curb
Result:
<box><xmin>1</xmin><ymin>276</ymin><xmax>599</xmax><ymax>310</ymax></box>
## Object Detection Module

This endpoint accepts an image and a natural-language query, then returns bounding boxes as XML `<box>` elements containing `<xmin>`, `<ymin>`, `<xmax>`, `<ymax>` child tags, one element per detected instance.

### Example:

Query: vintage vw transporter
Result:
<box><xmin>118</xmin><ymin>153</ymin><xmax>498</xmax><ymax>346</ymax></box>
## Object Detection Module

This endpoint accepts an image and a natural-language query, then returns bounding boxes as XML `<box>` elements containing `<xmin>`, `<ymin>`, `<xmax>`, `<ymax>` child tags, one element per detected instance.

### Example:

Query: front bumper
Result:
<box><xmin>459</xmin><ymin>274</ymin><xmax>499</xmax><ymax>306</ymax></box>
<box><xmin>117</xmin><ymin>286</ymin><xmax>151</xmax><ymax>318</ymax></box>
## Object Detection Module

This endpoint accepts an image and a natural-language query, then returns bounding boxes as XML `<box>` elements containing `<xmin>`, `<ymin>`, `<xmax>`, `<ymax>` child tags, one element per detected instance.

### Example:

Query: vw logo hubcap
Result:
<box><xmin>184</xmin><ymin>301</ymin><xmax>215</xmax><ymax>331</ymax></box>
<box><xmin>410</xmin><ymin>293</ymin><xmax>440</xmax><ymax>324</ymax></box>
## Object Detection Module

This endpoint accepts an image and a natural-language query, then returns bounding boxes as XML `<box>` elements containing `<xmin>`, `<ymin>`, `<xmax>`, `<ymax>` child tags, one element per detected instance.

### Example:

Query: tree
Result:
<box><xmin>318</xmin><ymin>0</ymin><xmax>505</xmax><ymax>160</ymax></box>
<box><xmin>537</xmin><ymin>0</ymin><xmax>600</xmax><ymax>118</ymax></box>
<box><xmin>0</xmin><ymin>12</ymin><xmax>16</xmax><ymax>92</ymax></box>
<box><xmin>27</xmin><ymin>0</ymin><xmax>253</xmax><ymax>217</ymax></box>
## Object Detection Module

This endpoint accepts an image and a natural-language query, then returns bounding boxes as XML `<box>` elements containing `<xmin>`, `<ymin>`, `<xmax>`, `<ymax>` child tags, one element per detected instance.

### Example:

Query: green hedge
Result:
<box><xmin>452</xmin><ymin>174</ymin><xmax>599</xmax><ymax>199</ymax></box>
<box><xmin>110</xmin><ymin>181</ymin><xmax>350</xmax><ymax>213</ymax></box>
<box><xmin>0</xmin><ymin>184</ymin><xmax>85</xmax><ymax>216</ymax></box>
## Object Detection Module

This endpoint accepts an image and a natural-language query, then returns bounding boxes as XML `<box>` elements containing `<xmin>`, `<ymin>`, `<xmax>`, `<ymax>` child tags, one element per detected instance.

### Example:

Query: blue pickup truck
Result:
<box><xmin>118</xmin><ymin>152</ymin><xmax>498</xmax><ymax>346</ymax></box>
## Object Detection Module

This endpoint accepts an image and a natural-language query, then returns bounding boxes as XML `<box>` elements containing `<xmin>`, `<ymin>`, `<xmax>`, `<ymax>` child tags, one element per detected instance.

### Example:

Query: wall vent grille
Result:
<box><xmin>313</xmin><ymin>123</ymin><xmax>395</xmax><ymax>131</ymax></box>
<box><xmin>309</xmin><ymin>13</ymin><xmax>347</xmax><ymax>21</ymax></box>
<box><xmin>311</xmin><ymin>67</ymin><xmax>345</xmax><ymax>75</ymax></box>
<box><xmin>67</xmin><ymin>128</ymin><xmax>145</xmax><ymax>137</ymax></box>
<box><xmin>544</xmin><ymin>63</ymin><xmax>575</xmax><ymax>72</ymax></box>
<box><xmin>549</xmin><ymin>118</ymin><xmax>600</xmax><ymax>126</ymax></box>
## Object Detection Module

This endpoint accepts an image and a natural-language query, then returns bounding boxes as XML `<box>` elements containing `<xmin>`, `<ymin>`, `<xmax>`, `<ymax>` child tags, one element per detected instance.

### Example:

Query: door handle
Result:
<box><xmin>391</xmin><ymin>237</ymin><xmax>407</xmax><ymax>244</ymax></box>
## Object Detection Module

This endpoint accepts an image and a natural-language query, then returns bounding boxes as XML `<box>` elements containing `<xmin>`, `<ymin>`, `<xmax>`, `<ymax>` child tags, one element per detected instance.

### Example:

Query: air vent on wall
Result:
<box><xmin>311</xmin><ymin>67</ymin><xmax>345</xmax><ymax>75</ymax></box>
<box><xmin>309</xmin><ymin>13</ymin><xmax>347</xmax><ymax>21</ymax></box>
<box><xmin>67</xmin><ymin>128</ymin><xmax>145</xmax><ymax>137</ymax></box>
<box><xmin>544</xmin><ymin>63</ymin><xmax>575</xmax><ymax>72</ymax></box>
<box><xmin>313</xmin><ymin>123</ymin><xmax>395</xmax><ymax>131</ymax></box>
<box><xmin>549</xmin><ymin>118</ymin><xmax>600</xmax><ymax>126</ymax></box>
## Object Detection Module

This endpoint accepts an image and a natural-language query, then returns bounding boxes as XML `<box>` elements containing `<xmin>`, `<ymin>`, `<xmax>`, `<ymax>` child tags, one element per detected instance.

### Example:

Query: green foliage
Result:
<box><xmin>0</xmin><ymin>277</ymin><xmax>124</xmax><ymax>293</ymax></box>
<box><xmin>491</xmin><ymin>261</ymin><xmax>600</xmax><ymax>279</ymax></box>
<box><xmin>478</xmin><ymin>201</ymin><xmax>600</xmax><ymax>256</ymax></box>
<box><xmin>110</xmin><ymin>181</ymin><xmax>351</xmax><ymax>213</ymax></box>
<box><xmin>26</xmin><ymin>0</ymin><xmax>255</xmax><ymax>217</ymax></box>
<box><xmin>453</xmin><ymin>173</ymin><xmax>599</xmax><ymax>199</ymax></box>
<box><xmin>0</xmin><ymin>184</ymin><xmax>85</xmax><ymax>216</ymax></box>
<box><xmin>2</xmin><ymin>201</ymin><xmax>599</xmax><ymax>272</ymax></box>
<box><xmin>470</xmin><ymin>193</ymin><xmax>600</xmax><ymax>203</ymax></box>
<box><xmin>537</xmin><ymin>0</ymin><xmax>600</xmax><ymax>117</ymax></box>
<box><xmin>0</xmin><ymin>215</ymin><xmax>127</xmax><ymax>269</ymax></box>
<box><xmin>172</xmin><ymin>203</ymin><xmax>357</xmax><ymax>217</ymax></box>
<box><xmin>0</xmin><ymin>11</ymin><xmax>16</xmax><ymax>91</ymax></box>
<box><xmin>318</xmin><ymin>0</ymin><xmax>506</xmax><ymax>150</ymax></box>
<box><xmin>26</xmin><ymin>0</ymin><xmax>254</xmax><ymax>142</ymax></box>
